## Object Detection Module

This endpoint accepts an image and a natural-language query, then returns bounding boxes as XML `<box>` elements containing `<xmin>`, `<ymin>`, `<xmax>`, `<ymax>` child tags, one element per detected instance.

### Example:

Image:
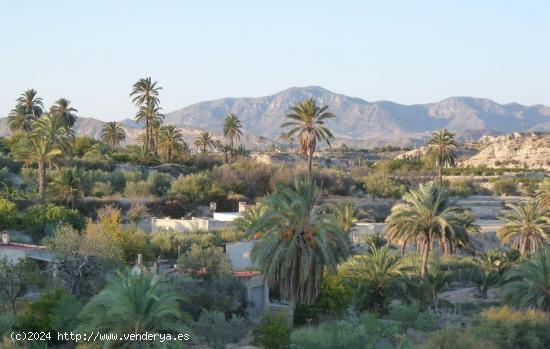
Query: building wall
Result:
<box><xmin>350</xmin><ymin>223</ymin><xmax>387</xmax><ymax>245</ymax></box>
<box><xmin>150</xmin><ymin>217</ymin><xmax>230</xmax><ymax>233</ymax></box>
<box><xmin>226</xmin><ymin>240</ymin><xmax>258</xmax><ymax>270</ymax></box>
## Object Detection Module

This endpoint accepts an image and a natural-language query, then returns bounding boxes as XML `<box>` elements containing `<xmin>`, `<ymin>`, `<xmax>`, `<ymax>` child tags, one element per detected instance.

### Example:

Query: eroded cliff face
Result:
<box><xmin>460</xmin><ymin>133</ymin><xmax>550</xmax><ymax>170</ymax></box>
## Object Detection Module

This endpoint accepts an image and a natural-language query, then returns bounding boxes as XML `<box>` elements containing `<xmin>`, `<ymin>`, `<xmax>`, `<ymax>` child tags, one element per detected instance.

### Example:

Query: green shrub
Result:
<box><xmin>252</xmin><ymin>312</ymin><xmax>290</xmax><ymax>349</ymax></box>
<box><xmin>388</xmin><ymin>304</ymin><xmax>438</xmax><ymax>331</ymax></box>
<box><xmin>290</xmin><ymin>319</ymin><xmax>376</xmax><ymax>349</ymax></box>
<box><xmin>169</xmin><ymin>172</ymin><xmax>213</xmax><ymax>201</ymax></box>
<box><xmin>313</xmin><ymin>274</ymin><xmax>354</xmax><ymax>316</ymax></box>
<box><xmin>19</xmin><ymin>204</ymin><xmax>85</xmax><ymax>239</ymax></box>
<box><xmin>492</xmin><ymin>178</ymin><xmax>517</xmax><ymax>196</ymax></box>
<box><xmin>90</xmin><ymin>181</ymin><xmax>113</xmax><ymax>197</ymax></box>
<box><xmin>172</xmin><ymin>274</ymin><xmax>248</xmax><ymax>320</ymax></box>
<box><xmin>472</xmin><ymin>306</ymin><xmax>550</xmax><ymax>349</ymax></box>
<box><xmin>176</xmin><ymin>244</ymin><xmax>232</xmax><ymax>277</ymax></box>
<box><xmin>362</xmin><ymin>174</ymin><xmax>406</xmax><ymax>200</ymax></box>
<box><xmin>419</xmin><ymin>327</ymin><xmax>498</xmax><ymax>349</ymax></box>
<box><xmin>196</xmin><ymin>310</ymin><xmax>247</xmax><ymax>349</ymax></box>
<box><xmin>123</xmin><ymin>180</ymin><xmax>151</xmax><ymax>197</ymax></box>
<box><xmin>146</xmin><ymin>171</ymin><xmax>172</xmax><ymax>196</ymax></box>
<box><xmin>17</xmin><ymin>288</ymin><xmax>81</xmax><ymax>344</ymax></box>
<box><xmin>0</xmin><ymin>199</ymin><xmax>17</xmax><ymax>229</ymax></box>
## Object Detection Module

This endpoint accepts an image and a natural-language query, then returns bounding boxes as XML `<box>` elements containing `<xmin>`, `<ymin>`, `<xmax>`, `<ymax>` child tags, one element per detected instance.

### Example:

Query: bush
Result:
<box><xmin>123</xmin><ymin>180</ymin><xmax>151</xmax><ymax>197</ymax></box>
<box><xmin>196</xmin><ymin>310</ymin><xmax>247</xmax><ymax>349</ymax></box>
<box><xmin>313</xmin><ymin>274</ymin><xmax>354</xmax><ymax>316</ymax></box>
<box><xmin>419</xmin><ymin>327</ymin><xmax>498</xmax><ymax>349</ymax></box>
<box><xmin>363</xmin><ymin>174</ymin><xmax>406</xmax><ymax>200</ymax></box>
<box><xmin>90</xmin><ymin>181</ymin><xmax>113</xmax><ymax>197</ymax></box>
<box><xmin>146</xmin><ymin>171</ymin><xmax>172</xmax><ymax>196</ymax></box>
<box><xmin>17</xmin><ymin>288</ymin><xmax>81</xmax><ymax>344</ymax></box>
<box><xmin>252</xmin><ymin>312</ymin><xmax>290</xmax><ymax>349</ymax></box>
<box><xmin>169</xmin><ymin>172</ymin><xmax>213</xmax><ymax>202</ymax></box>
<box><xmin>177</xmin><ymin>244</ymin><xmax>232</xmax><ymax>277</ymax></box>
<box><xmin>19</xmin><ymin>204</ymin><xmax>85</xmax><ymax>239</ymax></box>
<box><xmin>492</xmin><ymin>178</ymin><xmax>517</xmax><ymax>196</ymax></box>
<box><xmin>290</xmin><ymin>319</ymin><xmax>376</xmax><ymax>349</ymax></box>
<box><xmin>388</xmin><ymin>304</ymin><xmax>438</xmax><ymax>331</ymax></box>
<box><xmin>173</xmin><ymin>274</ymin><xmax>248</xmax><ymax>320</ymax></box>
<box><xmin>0</xmin><ymin>199</ymin><xmax>17</xmax><ymax>229</ymax></box>
<box><xmin>472</xmin><ymin>306</ymin><xmax>550</xmax><ymax>349</ymax></box>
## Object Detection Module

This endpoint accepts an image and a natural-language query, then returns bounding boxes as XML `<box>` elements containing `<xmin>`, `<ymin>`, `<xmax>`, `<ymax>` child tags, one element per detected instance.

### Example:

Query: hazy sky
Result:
<box><xmin>1</xmin><ymin>0</ymin><xmax>549</xmax><ymax>121</ymax></box>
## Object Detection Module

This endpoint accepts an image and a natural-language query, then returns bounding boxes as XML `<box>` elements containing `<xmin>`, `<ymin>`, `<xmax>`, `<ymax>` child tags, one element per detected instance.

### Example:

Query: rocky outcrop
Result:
<box><xmin>460</xmin><ymin>133</ymin><xmax>550</xmax><ymax>170</ymax></box>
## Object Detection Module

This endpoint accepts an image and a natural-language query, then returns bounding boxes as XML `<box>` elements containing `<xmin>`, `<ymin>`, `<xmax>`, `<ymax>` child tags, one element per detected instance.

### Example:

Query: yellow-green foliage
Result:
<box><xmin>472</xmin><ymin>306</ymin><xmax>550</xmax><ymax>349</ymax></box>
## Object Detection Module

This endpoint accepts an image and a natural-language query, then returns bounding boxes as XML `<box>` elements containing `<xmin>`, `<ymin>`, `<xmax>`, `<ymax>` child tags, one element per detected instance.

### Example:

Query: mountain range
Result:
<box><xmin>2</xmin><ymin>86</ymin><xmax>549</xmax><ymax>147</ymax></box>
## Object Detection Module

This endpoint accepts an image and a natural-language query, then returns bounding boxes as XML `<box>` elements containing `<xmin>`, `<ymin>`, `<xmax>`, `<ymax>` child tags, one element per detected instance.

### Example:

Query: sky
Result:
<box><xmin>1</xmin><ymin>0</ymin><xmax>549</xmax><ymax>121</ymax></box>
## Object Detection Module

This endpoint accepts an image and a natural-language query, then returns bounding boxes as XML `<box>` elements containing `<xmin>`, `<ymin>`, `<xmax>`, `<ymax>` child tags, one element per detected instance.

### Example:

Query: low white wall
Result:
<box><xmin>350</xmin><ymin>223</ymin><xmax>387</xmax><ymax>245</ymax></box>
<box><xmin>150</xmin><ymin>217</ymin><xmax>230</xmax><ymax>233</ymax></box>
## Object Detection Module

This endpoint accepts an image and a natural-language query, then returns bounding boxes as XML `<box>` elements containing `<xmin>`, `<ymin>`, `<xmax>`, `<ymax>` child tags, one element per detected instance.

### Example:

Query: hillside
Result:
<box><xmin>460</xmin><ymin>133</ymin><xmax>550</xmax><ymax>170</ymax></box>
<box><xmin>2</xmin><ymin>86</ymin><xmax>550</xmax><ymax>147</ymax></box>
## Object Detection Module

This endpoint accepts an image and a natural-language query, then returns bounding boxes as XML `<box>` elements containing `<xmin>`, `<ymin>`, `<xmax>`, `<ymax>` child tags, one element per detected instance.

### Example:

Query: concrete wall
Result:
<box><xmin>226</xmin><ymin>240</ymin><xmax>258</xmax><ymax>270</ymax></box>
<box><xmin>150</xmin><ymin>217</ymin><xmax>230</xmax><ymax>233</ymax></box>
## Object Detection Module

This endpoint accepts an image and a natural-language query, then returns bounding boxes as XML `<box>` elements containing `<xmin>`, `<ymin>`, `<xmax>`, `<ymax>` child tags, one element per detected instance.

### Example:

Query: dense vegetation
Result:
<box><xmin>0</xmin><ymin>83</ymin><xmax>549</xmax><ymax>348</ymax></box>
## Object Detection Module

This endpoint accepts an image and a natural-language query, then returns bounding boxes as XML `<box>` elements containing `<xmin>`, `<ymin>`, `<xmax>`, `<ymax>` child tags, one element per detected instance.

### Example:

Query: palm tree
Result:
<box><xmin>12</xmin><ymin>114</ymin><xmax>73</xmax><ymax>202</ymax></box>
<box><xmin>326</xmin><ymin>200</ymin><xmax>371</xmax><ymax>235</ymax></box>
<box><xmin>8</xmin><ymin>104</ymin><xmax>33</xmax><ymax>132</ymax></box>
<box><xmin>233</xmin><ymin>205</ymin><xmax>267</xmax><ymax>239</ymax></box>
<box><xmin>503</xmin><ymin>248</ymin><xmax>550</xmax><ymax>311</ymax></box>
<box><xmin>78</xmin><ymin>272</ymin><xmax>189</xmax><ymax>347</ymax></box>
<box><xmin>340</xmin><ymin>244</ymin><xmax>404</xmax><ymax>312</ymax></box>
<box><xmin>130</xmin><ymin>146</ymin><xmax>159</xmax><ymax>166</ymax></box>
<box><xmin>193</xmin><ymin>131</ymin><xmax>215</xmax><ymax>155</ymax></box>
<box><xmin>250</xmin><ymin>179</ymin><xmax>350</xmax><ymax>326</ymax></box>
<box><xmin>385</xmin><ymin>182</ymin><xmax>460</xmax><ymax>278</ymax></box>
<box><xmin>158</xmin><ymin>125</ymin><xmax>186</xmax><ymax>161</ymax></box>
<box><xmin>233</xmin><ymin>145</ymin><xmax>250</xmax><ymax>158</ymax></box>
<box><xmin>443</xmin><ymin>211</ymin><xmax>479</xmax><ymax>256</ymax></box>
<box><xmin>16</xmin><ymin>89</ymin><xmax>44</xmax><ymax>120</ymax></box>
<box><xmin>223</xmin><ymin>113</ymin><xmax>243</xmax><ymax>162</ymax></box>
<box><xmin>101</xmin><ymin>121</ymin><xmax>126</xmax><ymax>148</ymax></box>
<box><xmin>474</xmin><ymin>250</ymin><xmax>508</xmax><ymax>298</ymax></box>
<box><xmin>425</xmin><ymin>129</ymin><xmax>458</xmax><ymax>185</ymax></box>
<box><xmin>50</xmin><ymin>98</ymin><xmax>78</xmax><ymax>129</ymax></box>
<box><xmin>49</xmin><ymin>167</ymin><xmax>83</xmax><ymax>208</ymax></box>
<box><xmin>216</xmin><ymin>142</ymin><xmax>233</xmax><ymax>163</ymax></box>
<box><xmin>130</xmin><ymin>77</ymin><xmax>162</xmax><ymax>151</ymax></box>
<box><xmin>497</xmin><ymin>199</ymin><xmax>550</xmax><ymax>255</ymax></box>
<box><xmin>281</xmin><ymin>98</ymin><xmax>336</xmax><ymax>177</ymax></box>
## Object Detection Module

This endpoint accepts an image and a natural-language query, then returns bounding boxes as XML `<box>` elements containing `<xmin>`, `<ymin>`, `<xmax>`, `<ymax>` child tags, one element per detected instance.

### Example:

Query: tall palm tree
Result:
<box><xmin>101</xmin><ymin>121</ymin><xmax>126</xmax><ymax>148</ymax></box>
<box><xmin>130</xmin><ymin>77</ymin><xmax>162</xmax><ymax>151</ymax></box>
<box><xmin>12</xmin><ymin>114</ymin><xmax>73</xmax><ymax>202</ymax></box>
<box><xmin>49</xmin><ymin>167</ymin><xmax>83</xmax><ymax>208</ymax></box>
<box><xmin>78</xmin><ymin>272</ymin><xmax>189</xmax><ymax>347</ymax></box>
<box><xmin>425</xmin><ymin>129</ymin><xmax>458</xmax><ymax>185</ymax></box>
<box><xmin>281</xmin><ymin>98</ymin><xmax>336</xmax><ymax>177</ymax></box>
<box><xmin>385</xmin><ymin>182</ymin><xmax>460</xmax><ymax>278</ymax></box>
<box><xmin>216</xmin><ymin>142</ymin><xmax>233</xmax><ymax>163</ymax></box>
<box><xmin>158</xmin><ymin>125</ymin><xmax>186</xmax><ymax>162</ymax></box>
<box><xmin>16</xmin><ymin>89</ymin><xmax>44</xmax><ymax>120</ymax></box>
<box><xmin>7</xmin><ymin>104</ymin><xmax>32</xmax><ymax>132</ymax></box>
<box><xmin>223</xmin><ymin>113</ymin><xmax>243</xmax><ymax>162</ymax></box>
<box><xmin>50</xmin><ymin>98</ymin><xmax>78</xmax><ymax>129</ymax></box>
<box><xmin>193</xmin><ymin>131</ymin><xmax>215</xmax><ymax>155</ymax></box>
<box><xmin>135</xmin><ymin>103</ymin><xmax>163</xmax><ymax>152</ymax></box>
<box><xmin>340</xmin><ymin>244</ymin><xmax>405</xmax><ymax>312</ymax></box>
<box><xmin>250</xmin><ymin>179</ymin><xmax>350</xmax><ymax>326</ymax></box>
<box><xmin>503</xmin><ymin>248</ymin><xmax>550</xmax><ymax>311</ymax></box>
<box><xmin>497</xmin><ymin>199</ymin><xmax>550</xmax><ymax>255</ymax></box>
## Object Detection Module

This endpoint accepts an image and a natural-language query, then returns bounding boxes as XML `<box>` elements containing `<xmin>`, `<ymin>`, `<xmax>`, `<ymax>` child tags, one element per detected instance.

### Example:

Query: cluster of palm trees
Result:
<box><xmin>8</xmin><ymin>90</ymin><xmax>78</xmax><ymax>202</ymax></box>
<box><xmin>192</xmin><ymin>112</ymin><xmax>245</xmax><ymax>163</ymax></box>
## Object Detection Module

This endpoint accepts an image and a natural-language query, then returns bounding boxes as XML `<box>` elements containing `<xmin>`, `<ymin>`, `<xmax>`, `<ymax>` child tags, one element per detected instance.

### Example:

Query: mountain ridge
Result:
<box><xmin>1</xmin><ymin>86</ymin><xmax>549</xmax><ymax>147</ymax></box>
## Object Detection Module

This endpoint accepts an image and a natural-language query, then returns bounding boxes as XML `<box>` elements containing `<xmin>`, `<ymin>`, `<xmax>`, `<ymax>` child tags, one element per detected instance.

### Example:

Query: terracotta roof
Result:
<box><xmin>233</xmin><ymin>271</ymin><xmax>261</xmax><ymax>277</ymax></box>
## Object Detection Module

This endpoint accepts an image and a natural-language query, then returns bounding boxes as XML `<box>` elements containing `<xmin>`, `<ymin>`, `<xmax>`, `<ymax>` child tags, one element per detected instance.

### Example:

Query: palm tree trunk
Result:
<box><xmin>229</xmin><ymin>137</ymin><xmax>234</xmax><ymax>163</ymax></box>
<box><xmin>287</xmin><ymin>295</ymin><xmax>296</xmax><ymax>327</ymax></box>
<box><xmin>38</xmin><ymin>161</ymin><xmax>46</xmax><ymax>203</ymax></box>
<box><xmin>438</xmin><ymin>166</ymin><xmax>443</xmax><ymax>186</ymax></box>
<box><xmin>308</xmin><ymin>154</ymin><xmax>313</xmax><ymax>179</ymax></box>
<box><xmin>421</xmin><ymin>236</ymin><xmax>431</xmax><ymax>279</ymax></box>
<box><xmin>145</xmin><ymin>118</ymin><xmax>150</xmax><ymax>152</ymax></box>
